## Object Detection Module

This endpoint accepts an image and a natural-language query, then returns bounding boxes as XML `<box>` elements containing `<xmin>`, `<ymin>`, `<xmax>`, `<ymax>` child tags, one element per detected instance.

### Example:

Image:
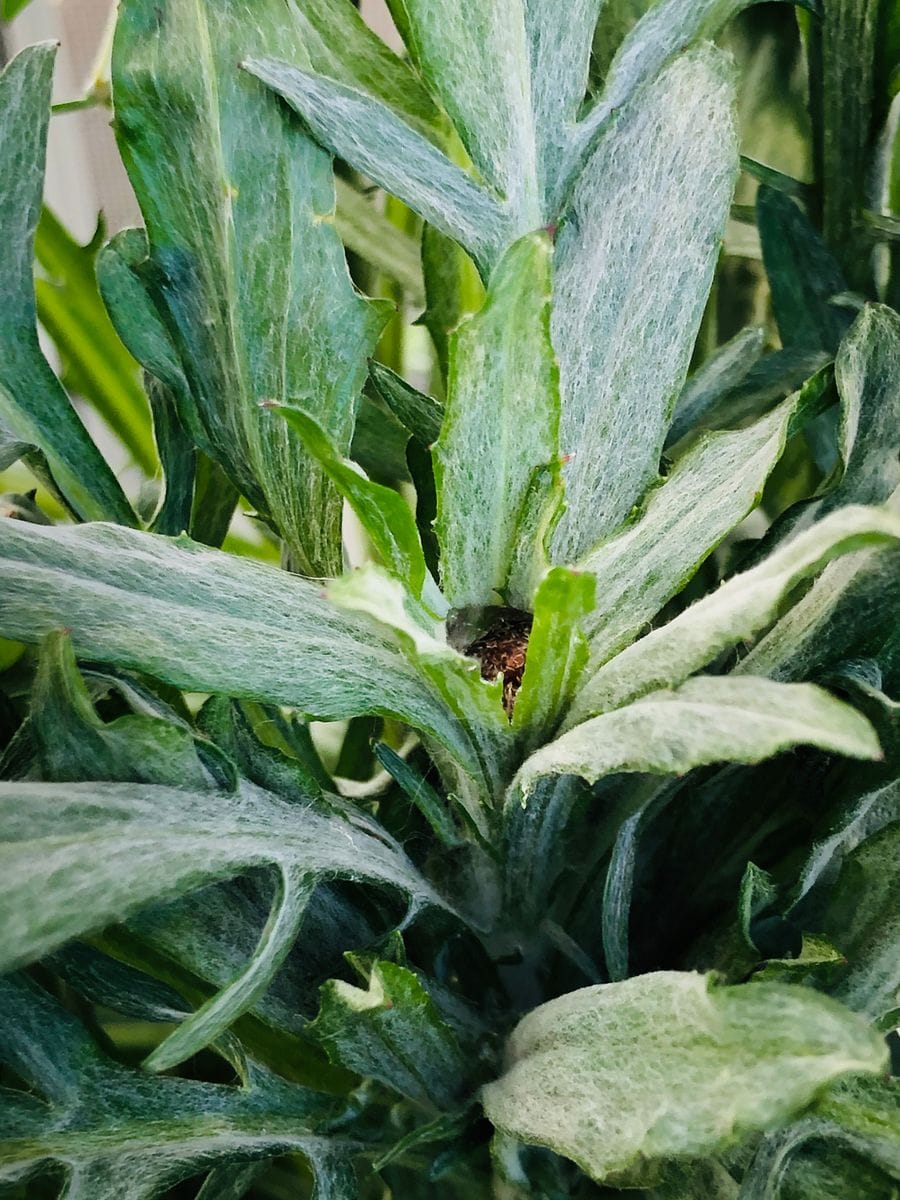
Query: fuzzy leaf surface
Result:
<box><xmin>434</xmin><ymin>233</ymin><xmax>560</xmax><ymax>608</ymax></box>
<box><xmin>482</xmin><ymin>971</ymin><xmax>887</xmax><ymax>1184</ymax></box>
<box><xmin>551</xmin><ymin>45</ymin><xmax>739</xmax><ymax>561</ymax></box>
<box><xmin>0</xmin><ymin>974</ymin><xmax>350</xmax><ymax>1200</ymax></box>
<box><xmin>0</xmin><ymin>520</ymin><xmax>484</xmax><ymax>773</ymax></box>
<box><xmin>572</xmin><ymin>505</ymin><xmax>900</xmax><ymax>720</ymax></box>
<box><xmin>113</xmin><ymin>0</ymin><xmax>388</xmax><ymax>575</ymax></box>
<box><xmin>0</xmin><ymin>776</ymin><xmax>445</xmax><ymax>975</ymax></box>
<box><xmin>0</xmin><ymin>46</ymin><xmax>134</xmax><ymax>525</ymax></box>
<box><xmin>516</xmin><ymin>677</ymin><xmax>880</xmax><ymax>796</ymax></box>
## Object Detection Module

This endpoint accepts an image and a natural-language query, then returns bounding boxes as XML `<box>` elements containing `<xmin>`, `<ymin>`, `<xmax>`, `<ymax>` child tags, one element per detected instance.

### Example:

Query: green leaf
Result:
<box><xmin>334</xmin><ymin>177</ymin><xmax>425</xmax><ymax>303</ymax></box>
<box><xmin>737</xmin><ymin>490</ymin><xmax>900</xmax><ymax>684</ymax></box>
<box><xmin>368</xmin><ymin>361</ymin><xmax>444</xmax><ymax>448</ymax></box>
<box><xmin>383</xmin><ymin>0</ymin><xmax>602</xmax><ymax>217</ymax></box>
<box><xmin>756</xmin><ymin>186</ymin><xmax>850</xmax><ymax>353</ymax></box>
<box><xmin>0</xmin><ymin>973</ymin><xmax>350</xmax><ymax>1200</ymax></box>
<box><xmin>27</xmin><ymin>630</ymin><xmax>215</xmax><ymax>789</ymax></box>
<box><xmin>420</xmin><ymin>225</ymin><xmax>486</xmax><ymax>378</ymax></box>
<box><xmin>112</xmin><ymin>0</ymin><xmax>389</xmax><ymax>576</ymax></box>
<box><xmin>823</xmin><ymin>821</ymin><xmax>900</xmax><ymax>1019</ymax></box>
<box><xmin>273</xmin><ymin>404</ymin><xmax>427</xmax><ymax>596</ymax></box>
<box><xmin>828</xmin><ymin>305</ymin><xmax>900</xmax><ymax>510</ymax></box>
<box><xmin>326</xmin><ymin>565</ymin><xmax>512</xmax><ymax>819</ymax></box>
<box><xmin>667</xmin><ymin>325</ymin><xmax>766</xmax><ymax>447</ymax></box>
<box><xmin>143</xmin><ymin>864</ymin><xmax>316</xmax><ymax>1073</ymax></box>
<box><xmin>482</xmin><ymin>971</ymin><xmax>887</xmax><ymax>1185</ymax></box>
<box><xmin>243</xmin><ymin>56</ymin><xmax>509</xmax><ymax>273</ymax></box>
<box><xmin>0</xmin><ymin>774</ymin><xmax>446</xmax><ymax>976</ymax></box>
<box><xmin>575</xmin><ymin>398</ymin><xmax>798</xmax><ymax>673</ymax></box>
<box><xmin>816</xmin><ymin>0</ymin><xmax>880</xmax><ymax>289</ymax></box>
<box><xmin>515</xmin><ymin>676</ymin><xmax>881</xmax><ymax>797</ymax></box>
<box><xmin>0</xmin><ymin>520</ymin><xmax>485</xmax><ymax>777</ymax></box>
<box><xmin>33</xmin><ymin>208</ymin><xmax>156</xmax><ymax>475</ymax></box>
<box><xmin>373</xmin><ymin>742</ymin><xmax>462</xmax><ymax>849</ymax></box>
<box><xmin>435</xmin><ymin>233</ymin><xmax>560</xmax><ymax>609</ymax></box>
<box><xmin>512</xmin><ymin>567</ymin><xmax>594</xmax><ymax>749</ymax></box>
<box><xmin>309</xmin><ymin>959</ymin><xmax>471</xmax><ymax>1108</ymax></box>
<box><xmin>572</xmin><ymin>505</ymin><xmax>900</xmax><ymax>720</ymax></box>
<box><xmin>0</xmin><ymin>45</ymin><xmax>135</xmax><ymax>525</ymax></box>
<box><xmin>551</xmin><ymin>45</ymin><xmax>739</xmax><ymax>561</ymax></box>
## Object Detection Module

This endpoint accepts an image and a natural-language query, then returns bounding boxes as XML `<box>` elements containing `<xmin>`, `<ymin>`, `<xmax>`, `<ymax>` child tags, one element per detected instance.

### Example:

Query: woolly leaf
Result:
<box><xmin>434</xmin><ymin>233</ymin><xmax>560</xmax><ymax>608</ymax></box>
<box><xmin>551</xmin><ymin>45</ymin><xmax>739</xmax><ymax>561</ymax></box>
<box><xmin>0</xmin><ymin>973</ymin><xmax>351</xmax><ymax>1200</ymax></box>
<box><xmin>243</xmin><ymin>56</ymin><xmax>509</xmax><ymax>273</ymax></box>
<box><xmin>482</xmin><ymin>972</ymin><xmax>887</xmax><ymax>1184</ymax></box>
<box><xmin>572</xmin><ymin>505</ymin><xmax>900</xmax><ymax>720</ymax></box>
<box><xmin>0</xmin><ymin>520</ymin><xmax>485</xmax><ymax>777</ymax></box>
<box><xmin>112</xmin><ymin>0</ymin><xmax>389</xmax><ymax>576</ymax></box>
<box><xmin>667</xmin><ymin>325</ymin><xmax>766</xmax><ymax>447</ymax></box>
<box><xmin>515</xmin><ymin>677</ymin><xmax>881</xmax><ymax>796</ymax></box>
<box><xmin>0</xmin><ymin>776</ymin><xmax>446</xmax><ymax>975</ymax></box>
<box><xmin>0</xmin><ymin>45</ymin><xmax>135</xmax><ymax>525</ymax></box>
<box><xmin>576</xmin><ymin>398</ymin><xmax>797</xmax><ymax>670</ymax></box>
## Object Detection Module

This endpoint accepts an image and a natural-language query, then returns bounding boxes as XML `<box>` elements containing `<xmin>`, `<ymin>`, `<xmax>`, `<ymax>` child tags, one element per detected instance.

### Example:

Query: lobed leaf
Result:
<box><xmin>112</xmin><ymin>0</ymin><xmax>389</xmax><ymax>576</ymax></box>
<box><xmin>482</xmin><ymin>971</ymin><xmax>887</xmax><ymax>1184</ymax></box>
<box><xmin>0</xmin><ymin>45</ymin><xmax>135</xmax><ymax>525</ymax></box>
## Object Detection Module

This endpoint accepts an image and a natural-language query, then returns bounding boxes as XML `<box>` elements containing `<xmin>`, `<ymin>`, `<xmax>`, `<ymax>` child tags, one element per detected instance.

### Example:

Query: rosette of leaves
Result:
<box><xmin>0</xmin><ymin>0</ymin><xmax>898</xmax><ymax>1197</ymax></box>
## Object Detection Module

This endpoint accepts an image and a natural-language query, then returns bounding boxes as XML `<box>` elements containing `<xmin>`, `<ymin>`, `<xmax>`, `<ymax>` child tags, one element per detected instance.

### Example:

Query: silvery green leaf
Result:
<box><xmin>482</xmin><ymin>971</ymin><xmax>886</xmax><ymax>1185</ymax></box>
<box><xmin>0</xmin><ymin>973</ymin><xmax>350</xmax><ymax>1200</ymax></box>
<box><xmin>737</xmin><ymin>489</ymin><xmax>900</xmax><ymax>684</ymax></box>
<box><xmin>0</xmin><ymin>45</ymin><xmax>134</xmax><ymax>526</ymax></box>
<box><xmin>575</xmin><ymin>398</ymin><xmax>797</xmax><ymax>671</ymax></box>
<box><xmin>113</xmin><ymin>0</ymin><xmax>389</xmax><ymax>576</ymax></box>
<box><xmin>384</xmin><ymin>0</ymin><xmax>601</xmax><ymax>217</ymax></box>
<box><xmin>243</xmin><ymin>56</ymin><xmax>509</xmax><ymax>273</ymax></box>
<box><xmin>515</xmin><ymin>677</ymin><xmax>881</xmax><ymax>798</ymax></box>
<box><xmin>0</xmin><ymin>775</ymin><xmax>446</xmax><ymax>975</ymax></box>
<box><xmin>309</xmin><ymin>959</ymin><xmax>471</xmax><ymax>1108</ymax></box>
<box><xmin>434</xmin><ymin>233</ymin><xmax>560</xmax><ymax>608</ymax></box>
<box><xmin>0</xmin><ymin>520</ymin><xmax>483</xmax><ymax>777</ymax></box>
<box><xmin>667</xmin><ymin>325</ymin><xmax>766</xmax><ymax>447</ymax></box>
<box><xmin>273</xmin><ymin>404</ymin><xmax>427</xmax><ymax>596</ymax></box>
<box><xmin>551</xmin><ymin>45</ymin><xmax>739</xmax><ymax>561</ymax></box>
<box><xmin>572</xmin><ymin>505</ymin><xmax>900</xmax><ymax>720</ymax></box>
<box><xmin>333</xmin><ymin>177</ymin><xmax>425</xmax><ymax>303</ymax></box>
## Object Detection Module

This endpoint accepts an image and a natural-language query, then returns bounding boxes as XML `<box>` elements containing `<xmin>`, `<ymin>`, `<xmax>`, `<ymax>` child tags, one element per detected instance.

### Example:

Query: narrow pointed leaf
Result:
<box><xmin>0</xmin><ymin>777</ymin><xmax>447</xmax><ymax>974</ymax></box>
<box><xmin>144</xmin><ymin>865</ymin><xmax>316</xmax><ymax>1072</ymax></box>
<box><xmin>551</xmin><ymin>45</ymin><xmax>739</xmax><ymax>561</ymax></box>
<box><xmin>435</xmin><ymin>233</ymin><xmax>560</xmax><ymax>608</ymax></box>
<box><xmin>482</xmin><ymin>972</ymin><xmax>887</xmax><ymax>1185</ymax></box>
<box><xmin>113</xmin><ymin>0</ymin><xmax>388</xmax><ymax>576</ymax></box>
<box><xmin>667</xmin><ymin>325</ymin><xmax>766</xmax><ymax>447</ymax></box>
<box><xmin>0</xmin><ymin>45</ymin><xmax>135</xmax><ymax>525</ymax></box>
<box><xmin>0</xmin><ymin>974</ymin><xmax>348</xmax><ymax>1200</ymax></box>
<box><xmin>572</xmin><ymin>506</ymin><xmax>900</xmax><ymax>720</ymax></box>
<box><xmin>368</xmin><ymin>361</ymin><xmax>444</xmax><ymax>447</ymax></box>
<box><xmin>243</xmin><ymin>57</ymin><xmax>509</xmax><ymax>272</ymax></box>
<box><xmin>334</xmin><ymin>177</ymin><xmax>425</xmax><ymax>302</ymax></box>
<box><xmin>516</xmin><ymin>677</ymin><xmax>881</xmax><ymax>798</ymax></box>
<box><xmin>274</xmin><ymin>403</ymin><xmax>427</xmax><ymax>595</ymax></box>
<box><xmin>577</xmin><ymin>398</ymin><xmax>797</xmax><ymax>669</ymax></box>
<box><xmin>0</xmin><ymin>520</ymin><xmax>481</xmax><ymax>773</ymax></box>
